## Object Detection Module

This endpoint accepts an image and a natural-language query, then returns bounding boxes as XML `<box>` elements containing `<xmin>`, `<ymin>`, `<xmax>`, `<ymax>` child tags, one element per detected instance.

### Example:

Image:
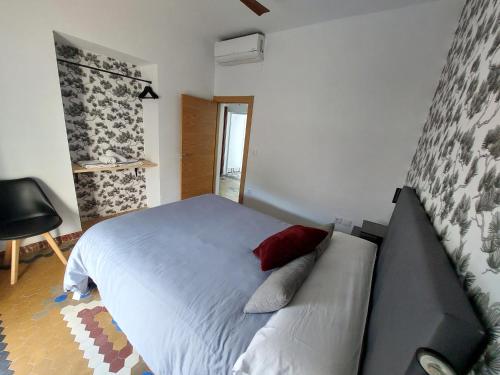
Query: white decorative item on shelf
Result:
<box><xmin>105</xmin><ymin>149</ymin><xmax>127</xmax><ymax>162</ymax></box>
<box><xmin>73</xmin><ymin>160</ymin><xmax>156</xmax><ymax>174</ymax></box>
<box><xmin>98</xmin><ymin>155</ymin><xmax>117</xmax><ymax>164</ymax></box>
<box><xmin>77</xmin><ymin>160</ymin><xmax>117</xmax><ymax>168</ymax></box>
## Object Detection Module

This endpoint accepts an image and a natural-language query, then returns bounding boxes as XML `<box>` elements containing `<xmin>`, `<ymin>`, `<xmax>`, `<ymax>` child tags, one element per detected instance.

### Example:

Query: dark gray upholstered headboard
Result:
<box><xmin>360</xmin><ymin>187</ymin><xmax>486</xmax><ymax>375</ymax></box>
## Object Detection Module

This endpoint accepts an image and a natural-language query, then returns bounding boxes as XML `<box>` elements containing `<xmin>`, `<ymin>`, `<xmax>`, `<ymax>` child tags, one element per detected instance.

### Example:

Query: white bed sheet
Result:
<box><xmin>233</xmin><ymin>231</ymin><xmax>377</xmax><ymax>375</ymax></box>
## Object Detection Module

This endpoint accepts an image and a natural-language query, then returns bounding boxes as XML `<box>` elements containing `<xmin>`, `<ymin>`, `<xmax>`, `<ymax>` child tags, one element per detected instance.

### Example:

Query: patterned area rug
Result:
<box><xmin>61</xmin><ymin>301</ymin><xmax>146</xmax><ymax>374</ymax></box>
<box><xmin>0</xmin><ymin>246</ymin><xmax>152</xmax><ymax>375</ymax></box>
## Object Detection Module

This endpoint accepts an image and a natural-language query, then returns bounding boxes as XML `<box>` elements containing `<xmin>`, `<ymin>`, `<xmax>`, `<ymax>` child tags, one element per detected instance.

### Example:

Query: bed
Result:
<box><xmin>64</xmin><ymin>188</ymin><xmax>486</xmax><ymax>375</ymax></box>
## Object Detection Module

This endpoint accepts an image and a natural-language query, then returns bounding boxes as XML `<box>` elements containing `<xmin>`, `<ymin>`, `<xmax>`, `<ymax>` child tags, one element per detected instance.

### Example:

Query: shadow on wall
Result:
<box><xmin>35</xmin><ymin>178</ymin><xmax>81</xmax><ymax>236</ymax></box>
<box><xmin>0</xmin><ymin>155</ymin><xmax>4</xmax><ymax>181</ymax></box>
<box><xmin>244</xmin><ymin>195</ymin><xmax>351</xmax><ymax>232</ymax></box>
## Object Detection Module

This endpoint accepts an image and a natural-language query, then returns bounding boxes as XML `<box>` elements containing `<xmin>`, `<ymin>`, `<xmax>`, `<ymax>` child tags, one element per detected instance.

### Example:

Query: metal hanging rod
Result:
<box><xmin>56</xmin><ymin>58</ymin><xmax>152</xmax><ymax>84</ymax></box>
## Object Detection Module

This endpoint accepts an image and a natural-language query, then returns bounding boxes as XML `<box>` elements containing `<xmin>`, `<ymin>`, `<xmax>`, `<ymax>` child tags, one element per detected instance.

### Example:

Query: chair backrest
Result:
<box><xmin>0</xmin><ymin>178</ymin><xmax>59</xmax><ymax>224</ymax></box>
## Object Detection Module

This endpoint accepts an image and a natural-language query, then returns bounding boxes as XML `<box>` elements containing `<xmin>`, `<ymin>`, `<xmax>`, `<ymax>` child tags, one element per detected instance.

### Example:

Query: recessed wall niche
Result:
<box><xmin>54</xmin><ymin>34</ymin><xmax>159</xmax><ymax>224</ymax></box>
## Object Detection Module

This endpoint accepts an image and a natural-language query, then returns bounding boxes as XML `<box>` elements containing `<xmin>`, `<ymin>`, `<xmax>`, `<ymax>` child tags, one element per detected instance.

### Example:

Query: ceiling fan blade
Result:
<box><xmin>240</xmin><ymin>0</ymin><xmax>270</xmax><ymax>16</ymax></box>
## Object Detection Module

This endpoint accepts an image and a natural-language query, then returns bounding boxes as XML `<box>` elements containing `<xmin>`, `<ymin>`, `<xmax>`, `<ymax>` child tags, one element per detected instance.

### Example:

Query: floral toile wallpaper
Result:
<box><xmin>55</xmin><ymin>43</ymin><xmax>147</xmax><ymax>220</ymax></box>
<box><xmin>406</xmin><ymin>0</ymin><xmax>500</xmax><ymax>373</ymax></box>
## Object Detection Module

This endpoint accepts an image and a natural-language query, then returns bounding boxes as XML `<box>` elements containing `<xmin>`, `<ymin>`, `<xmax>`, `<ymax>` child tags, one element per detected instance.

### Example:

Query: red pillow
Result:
<box><xmin>253</xmin><ymin>225</ymin><xmax>328</xmax><ymax>271</ymax></box>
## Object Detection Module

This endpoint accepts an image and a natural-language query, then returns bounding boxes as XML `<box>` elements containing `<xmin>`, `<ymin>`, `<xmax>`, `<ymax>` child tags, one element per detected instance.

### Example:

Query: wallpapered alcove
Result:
<box><xmin>54</xmin><ymin>36</ymin><xmax>158</xmax><ymax>224</ymax></box>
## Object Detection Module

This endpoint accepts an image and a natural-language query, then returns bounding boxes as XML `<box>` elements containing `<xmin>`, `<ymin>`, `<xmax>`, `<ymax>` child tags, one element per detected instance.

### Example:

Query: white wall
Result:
<box><xmin>225</xmin><ymin>114</ymin><xmax>247</xmax><ymax>172</ymax></box>
<box><xmin>0</xmin><ymin>0</ymin><xmax>214</xmax><ymax>241</ymax></box>
<box><xmin>141</xmin><ymin>64</ymin><xmax>162</xmax><ymax>209</ymax></box>
<box><xmin>215</xmin><ymin>0</ymin><xmax>464</xmax><ymax>229</ymax></box>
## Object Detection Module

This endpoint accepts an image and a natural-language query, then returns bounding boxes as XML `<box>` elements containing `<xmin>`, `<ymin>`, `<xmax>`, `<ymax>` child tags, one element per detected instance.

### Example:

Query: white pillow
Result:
<box><xmin>233</xmin><ymin>232</ymin><xmax>377</xmax><ymax>375</ymax></box>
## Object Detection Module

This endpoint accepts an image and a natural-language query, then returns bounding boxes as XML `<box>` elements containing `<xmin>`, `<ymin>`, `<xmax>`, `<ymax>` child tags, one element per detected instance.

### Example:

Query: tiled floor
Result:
<box><xmin>0</xmin><ymin>247</ymin><xmax>152</xmax><ymax>375</ymax></box>
<box><xmin>219</xmin><ymin>175</ymin><xmax>240</xmax><ymax>202</ymax></box>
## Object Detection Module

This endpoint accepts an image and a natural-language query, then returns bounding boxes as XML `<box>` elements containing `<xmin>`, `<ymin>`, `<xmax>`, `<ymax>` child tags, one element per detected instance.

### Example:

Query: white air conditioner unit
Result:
<box><xmin>215</xmin><ymin>34</ymin><xmax>265</xmax><ymax>66</ymax></box>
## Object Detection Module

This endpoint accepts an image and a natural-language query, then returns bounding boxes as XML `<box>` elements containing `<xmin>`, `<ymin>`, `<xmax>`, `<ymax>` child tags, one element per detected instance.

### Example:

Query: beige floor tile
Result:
<box><xmin>0</xmin><ymin>247</ymin><xmax>152</xmax><ymax>374</ymax></box>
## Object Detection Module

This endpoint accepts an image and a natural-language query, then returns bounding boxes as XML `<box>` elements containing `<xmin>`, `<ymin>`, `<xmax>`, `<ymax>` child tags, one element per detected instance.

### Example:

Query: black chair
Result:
<box><xmin>0</xmin><ymin>178</ymin><xmax>67</xmax><ymax>285</ymax></box>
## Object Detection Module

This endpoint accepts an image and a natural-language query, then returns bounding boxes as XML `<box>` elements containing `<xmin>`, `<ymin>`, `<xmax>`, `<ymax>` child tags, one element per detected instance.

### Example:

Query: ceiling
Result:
<box><xmin>180</xmin><ymin>0</ymin><xmax>438</xmax><ymax>40</ymax></box>
<box><xmin>52</xmin><ymin>0</ymin><xmax>441</xmax><ymax>66</ymax></box>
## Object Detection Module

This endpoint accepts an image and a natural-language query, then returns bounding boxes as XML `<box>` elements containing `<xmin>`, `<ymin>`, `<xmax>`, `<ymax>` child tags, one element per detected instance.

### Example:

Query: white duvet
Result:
<box><xmin>233</xmin><ymin>232</ymin><xmax>377</xmax><ymax>375</ymax></box>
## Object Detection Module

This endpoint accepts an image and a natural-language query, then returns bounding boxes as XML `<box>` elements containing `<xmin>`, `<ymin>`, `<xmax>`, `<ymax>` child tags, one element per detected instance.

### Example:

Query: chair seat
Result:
<box><xmin>0</xmin><ymin>215</ymin><xmax>62</xmax><ymax>240</ymax></box>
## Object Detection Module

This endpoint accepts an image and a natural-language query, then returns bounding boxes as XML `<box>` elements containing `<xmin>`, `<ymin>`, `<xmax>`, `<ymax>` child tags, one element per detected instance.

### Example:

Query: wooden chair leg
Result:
<box><xmin>11</xmin><ymin>240</ymin><xmax>20</xmax><ymax>285</ymax></box>
<box><xmin>3</xmin><ymin>240</ymin><xmax>12</xmax><ymax>266</ymax></box>
<box><xmin>42</xmin><ymin>232</ymin><xmax>67</xmax><ymax>265</ymax></box>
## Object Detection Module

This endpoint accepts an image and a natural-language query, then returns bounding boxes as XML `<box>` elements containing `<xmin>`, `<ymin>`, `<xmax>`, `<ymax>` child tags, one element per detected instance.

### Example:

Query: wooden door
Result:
<box><xmin>181</xmin><ymin>94</ymin><xmax>218</xmax><ymax>199</ymax></box>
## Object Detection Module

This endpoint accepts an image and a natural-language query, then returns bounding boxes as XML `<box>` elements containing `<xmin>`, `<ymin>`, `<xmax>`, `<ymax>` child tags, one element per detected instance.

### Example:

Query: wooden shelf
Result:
<box><xmin>72</xmin><ymin>159</ymin><xmax>158</xmax><ymax>174</ymax></box>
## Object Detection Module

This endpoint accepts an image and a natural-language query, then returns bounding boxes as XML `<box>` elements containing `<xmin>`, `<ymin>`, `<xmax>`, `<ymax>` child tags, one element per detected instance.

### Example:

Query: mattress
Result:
<box><xmin>64</xmin><ymin>194</ymin><xmax>291</xmax><ymax>375</ymax></box>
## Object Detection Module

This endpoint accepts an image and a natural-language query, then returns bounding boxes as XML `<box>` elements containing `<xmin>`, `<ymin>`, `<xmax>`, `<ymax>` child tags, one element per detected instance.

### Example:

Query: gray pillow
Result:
<box><xmin>244</xmin><ymin>252</ymin><xmax>315</xmax><ymax>313</ymax></box>
<box><xmin>245</xmin><ymin>222</ymin><xmax>335</xmax><ymax>314</ymax></box>
<box><xmin>315</xmin><ymin>223</ymin><xmax>335</xmax><ymax>260</ymax></box>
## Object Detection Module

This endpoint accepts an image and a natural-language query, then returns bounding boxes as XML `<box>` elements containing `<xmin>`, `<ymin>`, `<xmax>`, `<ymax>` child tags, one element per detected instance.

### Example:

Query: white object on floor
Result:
<box><xmin>233</xmin><ymin>232</ymin><xmax>377</xmax><ymax>375</ymax></box>
<box><xmin>72</xmin><ymin>291</ymin><xmax>82</xmax><ymax>300</ymax></box>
